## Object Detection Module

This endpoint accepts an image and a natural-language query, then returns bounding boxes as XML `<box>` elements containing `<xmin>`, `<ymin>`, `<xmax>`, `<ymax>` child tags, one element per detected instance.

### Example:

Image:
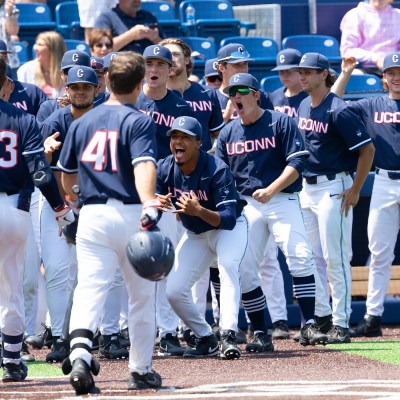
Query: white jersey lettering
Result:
<box><xmin>298</xmin><ymin>117</ymin><xmax>329</xmax><ymax>134</ymax></box>
<box><xmin>226</xmin><ymin>137</ymin><xmax>276</xmax><ymax>155</ymax></box>
<box><xmin>374</xmin><ymin>111</ymin><xmax>400</xmax><ymax>124</ymax></box>
<box><xmin>186</xmin><ymin>100</ymin><xmax>213</xmax><ymax>112</ymax></box>
<box><xmin>170</xmin><ymin>187</ymin><xmax>209</xmax><ymax>201</ymax></box>
<box><xmin>274</xmin><ymin>105</ymin><xmax>298</xmax><ymax>118</ymax></box>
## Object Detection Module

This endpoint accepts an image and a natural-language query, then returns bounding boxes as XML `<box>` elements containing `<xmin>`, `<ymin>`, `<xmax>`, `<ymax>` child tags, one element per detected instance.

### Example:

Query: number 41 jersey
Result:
<box><xmin>57</xmin><ymin>103</ymin><xmax>157</xmax><ymax>205</ymax></box>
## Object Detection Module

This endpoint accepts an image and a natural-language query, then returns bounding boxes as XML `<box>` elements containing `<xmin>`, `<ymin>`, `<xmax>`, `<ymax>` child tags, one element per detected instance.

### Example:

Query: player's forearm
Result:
<box><xmin>352</xmin><ymin>143</ymin><xmax>375</xmax><ymax>193</ymax></box>
<box><xmin>134</xmin><ymin>161</ymin><xmax>157</xmax><ymax>203</ymax></box>
<box><xmin>61</xmin><ymin>172</ymin><xmax>78</xmax><ymax>201</ymax></box>
<box><xmin>112</xmin><ymin>32</ymin><xmax>136</xmax><ymax>52</ymax></box>
<box><xmin>197</xmin><ymin>207</ymin><xmax>221</xmax><ymax>228</ymax></box>
<box><xmin>269</xmin><ymin>166</ymin><xmax>299</xmax><ymax>195</ymax></box>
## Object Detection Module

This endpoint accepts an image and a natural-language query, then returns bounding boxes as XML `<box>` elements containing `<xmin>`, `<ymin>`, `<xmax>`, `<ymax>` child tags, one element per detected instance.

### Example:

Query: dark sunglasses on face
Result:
<box><xmin>228</xmin><ymin>86</ymin><xmax>256</xmax><ymax>97</ymax></box>
<box><xmin>94</xmin><ymin>42</ymin><xmax>112</xmax><ymax>49</ymax></box>
<box><xmin>207</xmin><ymin>75</ymin><xmax>222</xmax><ymax>83</ymax></box>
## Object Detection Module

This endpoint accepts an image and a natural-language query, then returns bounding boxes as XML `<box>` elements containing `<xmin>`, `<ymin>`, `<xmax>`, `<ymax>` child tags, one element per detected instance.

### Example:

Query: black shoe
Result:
<box><xmin>128</xmin><ymin>370</ymin><xmax>162</xmax><ymax>390</ymax></box>
<box><xmin>46</xmin><ymin>338</ymin><xmax>70</xmax><ymax>363</ymax></box>
<box><xmin>272</xmin><ymin>320</ymin><xmax>290</xmax><ymax>340</ymax></box>
<box><xmin>236</xmin><ymin>329</ymin><xmax>247</xmax><ymax>344</ymax></box>
<box><xmin>315</xmin><ymin>314</ymin><xmax>333</xmax><ymax>334</ymax></box>
<box><xmin>326</xmin><ymin>325</ymin><xmax>351</xmax><ymax>344</ymax></box>
<box><xmin>245</xmin><ymin>331</ymin><xmax>274</xmax><ymax>353</ymax></box>
<box><xmin>69</xmin><ymin>358</ymin><xmax>100</xmax><ymax>395</ymax></box>
<box><xmin>349</xmin><ymin>315</ymin><xmax>382</xmax><ymax>338</ymax></box>
<box><xmin>2</xmin><ymin>361</ymin><xmax>28</xmax><ymax>382</ymax></box>
<box><xmin>247</xmin><ymin>323</ymin><xmax>254</xmax><ymax>341</ymax></box>
<box><xmin>25</xmin><ymin>323</ymin><xmax>53</xmax><ymax>349</ymax></box>
<box><xmin>119</xmin><ymin>328</ymin><xmax>130</xmax><ymax>348</ymax></box>
<box><xmin>183</xmin><ymin>329</ymin><xmax>196</xmax><ymax>348</ymax></box>
<box><xmin>21</xmin><ymin>340</ymin><xmax>35</xmax><ymax>362</ymax></box>
<box><xmin>219</xmin><ymin>330</ymin><xmax>241</xmax><ymax>360</ymax></box>
<box><xmin>158</xmin><ymin>333</ymin><xmax>185</xmax><ymax>356</ymax></box>
<box><xmin>299</xmin><ymin>323</ymin><xmax>328</xmax><ymax>346</ymax></box>
<box><xmin>183</xmin><ymin>334</ymin><xmax>219</xmax><ymax>357</ymax></box>
<box><xmin>99</xmin><ymin>334</ymin><xmax>129</xmax><ymax>359</ymax></box>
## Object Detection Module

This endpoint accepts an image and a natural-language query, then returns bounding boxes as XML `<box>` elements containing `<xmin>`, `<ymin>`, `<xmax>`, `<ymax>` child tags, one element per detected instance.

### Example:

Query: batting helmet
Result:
<box><xmin>126</xmin><ymin>227</ymin><xmax>174</xmax><ymax>281</ymax></box>
<box><xmin>62</xmin><ymin>215</ymin><xmax>79</xmax><ymax>245</ymax></box>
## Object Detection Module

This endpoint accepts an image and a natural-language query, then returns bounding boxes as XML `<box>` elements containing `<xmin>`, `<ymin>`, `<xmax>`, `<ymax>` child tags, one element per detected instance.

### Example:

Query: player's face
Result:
<box><xmin>205</xmin><ymin>75</ymin><xmax>222</xmax><ymax>90</ymax></box>
<box><xmin>298</xmin><ymin>68</ymin><xmax>326</xmax><ymax>93</ymax></box>
<box><xmin>145</xmin><ymin>58</ymin><xmax>170</xmax><ymax>89</ymax></box>
<box><xmin>219</xmin><ymin>62</ymin><xmax>249</xmax><ymax>81</ymax></box>
<box><xmin>383</xmin><ymin>67</ymin><xmax>400</xmax><ymax>98</ymax></box>
<box><xmin>279</xmin><ymin>69</ymin><xmax>301</xmax><ymax>90</ymax></box>
<box><xmin>228</xmin><ymin>86</ymin><xmax>260</xmax><ymax>118</ymax></box>
<box><xmin>91</xmin><ymin>35</ymin><xmax>113</xmax><ymax>57</ymax></box>
<box><xmin>33</xmin><ymin>39</ymin><xmax>50</xmax><ymax>64</ymax></box>
<box><xmin>66</xmin><ymin>83</ymin><xmax>98</xmax><ymax>110</ymax></box>
<box><xmin>170</xmin><ymin>131</ymin><xmax>201</xmax><ymax>168</ymax></box>
<box><xmin>95</xmin><ymin>71</ymin><xmax>106</xmax><ymax>93</ymax></box>
<box><xmin>164</xmin><ymin>44</ymin><xmax>189</xmax><ymax>78</ymax></box>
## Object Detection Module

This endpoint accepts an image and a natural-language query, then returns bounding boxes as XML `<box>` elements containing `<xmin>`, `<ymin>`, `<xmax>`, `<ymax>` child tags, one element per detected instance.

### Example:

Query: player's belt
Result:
<box><xmin>376</xmin><ymin>168</ymin><xmax>400</xmax><ymax>180</ymax></box>
<box><xmin>84</xmin><ymin>198</ymin><xmax>138</xmax><ymax>206</ymax></box>
<box><xmin>305</xmin><ymin>171</ymin><xmax>350</xmax><ymax>185</ymax></box>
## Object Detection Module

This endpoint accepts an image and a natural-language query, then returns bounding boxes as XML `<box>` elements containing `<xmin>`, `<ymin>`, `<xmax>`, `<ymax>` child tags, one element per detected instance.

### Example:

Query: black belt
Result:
<box><xmin>84</xmin><ymin>198</ymin><xmax>138</xmax><ymax>206</ymax></box>
<box><xmin>376</xmin><ymin>168</ymin><xmax>400</xmax><ymax>180</ymax></box>
<box><xmin>5</xmin><ymin>190</ymin><xmax>19</xmax><ymax>196</ymax></box>
<box><xmin>305</xmin><ymin>171</ymin><xmax>350</xmax><ymax>185</ymax></box>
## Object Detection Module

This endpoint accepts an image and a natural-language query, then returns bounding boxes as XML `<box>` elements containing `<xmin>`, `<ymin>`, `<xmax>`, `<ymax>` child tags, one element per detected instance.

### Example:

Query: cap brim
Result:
<box><xmin>0</xmin><ymin>50</ymin><xmax>13</xmax><ymax>54</ymax></box>
<box><xmin>223</xmin><ymin>83</ymin><xmax>259</xmax><ymax>95</ymax></box>
<box><xmin>271</xmin><ymin>64</ymin><xmax>299</xmax><ymax>71</ymax></box>
<box><xmin>204</xmin><ymin>72</ymin><xmax>219</xmax><ymax>78</ymax></box>
<box><xmin>144</xmin><ymin>55</ymin><xmax>172</xmax><ymax>66</ymax></box>
<box><xmin>222</xmin><ymin>57</ymin><xmax>254</xmax><ymax>64</ymax></box>
<box><xmin>292</xmin><ymin>66</ymin><xmax>325</xmax><ymax>71</ymax></box>
<box><xmin>166</xmin><ymin>128</ymin><xmax>200</xmax><ymax>138</ymax></box>
<box><xmin>383</xmin><ymin>65</ymin><xmax>400</xmax><ymax>72</ymax></box>
<box><xmin>68</xmin><ymin>80</ymin><xmax>97</xmax><ymax>86</ymax></box>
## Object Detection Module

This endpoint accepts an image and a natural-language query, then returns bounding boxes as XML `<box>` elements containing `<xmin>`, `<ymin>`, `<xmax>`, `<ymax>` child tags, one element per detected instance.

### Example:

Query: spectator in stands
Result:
<box><xmin>94</xmin><ymin>0</ymin><xmax>163</xmax><ymax>54</ymax></box>
<box><xmin>203</xmin><ymin>58</ymin><xmax>222</xmax><ymax>90</ymax></box>
<box><xmin>17</xmin><ymin>31</ymin><xmax>66</xmax><ymax>99</ymax></box>
<box><xmin>88</xmin><ymin>29</ymin><xmax>114</xmax><ymax>57</ymax></box>
<box><xmin>340</xmin><ymin>0</ymin><xmax>400</xmax><ymax>76</ymax></box>
<box><xmin>1</xmin><ymin>0</ymin><xmax>20</xmax><ymax>71</ymax></box>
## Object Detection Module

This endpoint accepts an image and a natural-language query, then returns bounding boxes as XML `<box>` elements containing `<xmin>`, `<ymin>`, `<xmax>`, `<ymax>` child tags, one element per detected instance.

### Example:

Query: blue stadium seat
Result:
<box><xmin>179</xmin><ymin>0</ymin><xmax>254</xmax><ymax>46</ymax></box>
<box><xmin>55</xmin><ymin>1</ymin><xmax>84</xmax><ymax>40</ymax></box>
<box><xmin>220</xmin><ymin>36</ymin><xmax>278</xmax><ymax>81</ymax></box>
<box><xmin>64</xmin><ymin>39</ymin><xmax>90</xmax><ymax>55</ymax></box>
<box><xmin>343</xmin><ymin>74</ymin><xmax>385</xmax><ymax>101</ymax></box>
<box><xmin>14</xmin><ymin>42</ymin><xmax>31</xmax><ymax>65</ymax></box>
<box><xmin>260</xmin><ymin>75</ymin><xmax>282</xmax><ymax>93</ymax></box>
<box><xmin>141</xmin><ymin>1</ymin><xmax>183</xmax><ymax>37</ymax></box>
<box><xmin>282</xmin><ymin>34</ymin><xmax>342</xmax><ymax>68</ymax></box>
<box><xmin>47</xmin><ymin>0</ymin><xmax>71</xmax><ymax>20</ymax></box>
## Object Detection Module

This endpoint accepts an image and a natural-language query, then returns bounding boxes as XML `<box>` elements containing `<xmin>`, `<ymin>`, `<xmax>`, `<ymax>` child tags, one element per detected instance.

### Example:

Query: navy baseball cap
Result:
<box><xmin>61</xmin><ymin>50</ymin><xmax>91</xmax><ymax>71</ymax></box>
<box><xmin>204</xmin><ymin>58</ymin><xmax>219</xmax><ymax>78</ymax></box>
<box><xmin>383</xmin><ymin>52</ymin><xmax>400</xmax><ymax>72</ymax></box>
<box><xmin>223</xmin><ymin>73</ymin><xmax>260</xmax><ymax>95</ymax></box>
<box><xmin>5</xmin><ymin>64</ymin><xmax>13</xmax><ymax>82</ymax></box>
<box><xmin>103</xmin><ymin>52</ymin><xmax>119</xmax><ymax>69</ymax></box>
<box><xmin>90</xmin><ymin>57</ymin><xmax>105</xmax><ymax>72</ymax></box>
<box><xmin>143</xmin><ymin>45</ymin><xmax>172</xmax><ymax>65</ymax></box>
<box><xmin>166</xmin><ymin>116</ymin><xmax>202</xmax><ymax>139</ymax></box>
<box><xmin>0</xmin><ymin>39</ymin><xmax>12</xmax><ymax>54</ymax></box>
<box><xmin>272</xmin><ymin>49</ymin><xmax>302</xmax><ymax>71</ymax></box>
<box><xmin>295</xmin><ymin>52</ymin><xmax>330</xmax><ymax>71</ymax></box>
<box><xmin>217</xmin><ymin>43</ymin><xmax>254</xmax><ymax>64</ymax></box>
<box><xmin>67</xmin><ymin>66</ymin><xmax>98</xmax><ymax>86</ymax></box>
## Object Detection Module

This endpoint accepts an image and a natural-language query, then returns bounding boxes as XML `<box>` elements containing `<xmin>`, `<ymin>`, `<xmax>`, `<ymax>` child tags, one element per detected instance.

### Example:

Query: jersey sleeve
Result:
<box><xmin>20</xmin><ymin>115</ymin><xmax>45</xmax><ymax>156</ymax></box>
<box><xmin>57</xmin><ymin>121</ymin><xmax>78</xmax><ymax>173</ymax></box>
<box><xmin>156</xmin><ymin>158</ymin><xmax>170</xmax><ymax>195</ymax></box>
<box><xmin>214</xmin><ymin>127</ymin><xmax>229</xmax><ymax>165</ymax></box>
<box><xmin>207</xmin><ymin>89</ymin><xmax>225</xmax><ymax>133</ymax></box>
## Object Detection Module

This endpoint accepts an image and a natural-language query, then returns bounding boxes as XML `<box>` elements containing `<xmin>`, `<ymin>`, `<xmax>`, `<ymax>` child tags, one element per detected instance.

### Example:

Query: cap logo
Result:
<box><xmin>178</xmin><ymin>117</ymin><xmax>185</xmax><ymax>126</ymax></box>
<box><xmin>213</xmin><ymin>61</ymin><xmax>218</xmax><ymax>70</ymax></box>
<box><xmin>153</xmin><ymin>46</ymin><xmax>160</xmax><ymax>55</ymax></box>
<box><xmin>233</xmin><ymin>74</ymin><xmax>240</xmax><ymax>82</ymax></box>
<box><xmin>393</xmin><ymin>54</ymin><xmax>399</xmax><ymax>63</ymax></box>
<box><xmin>72</xmin><ymin>53</ymin><xmax>79</xmax><ymax>62</ymax></box>
<box><xmin>238</xmin><ymin>46</ymin><xmax>244</xmax><ymax>54</ymax></box>
<box><xmin>77</xmin><ymin>68</ymin><xmax>84</xmax><ymax>78</ymax></box>
<box><xmin>279</xmin><ymin>54</ymin><xmax>285</xmax><ymax>64</ymax></box>
<box><xmin>111</xmin><ymin>53</ymin><xmax>117</xmax><ymax>60</ymax></box>
<box><xmin>300</xmin><ymin>55</ymin><xmax>306</xmax><ymax>64</ymax></box>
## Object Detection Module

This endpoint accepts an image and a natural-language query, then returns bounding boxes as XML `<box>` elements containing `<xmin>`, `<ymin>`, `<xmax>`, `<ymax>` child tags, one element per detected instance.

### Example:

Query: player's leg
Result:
<box><xmin>351</xmin><ymin>175</ymin><xmax>400</xmax><ymax>337</ymax></box>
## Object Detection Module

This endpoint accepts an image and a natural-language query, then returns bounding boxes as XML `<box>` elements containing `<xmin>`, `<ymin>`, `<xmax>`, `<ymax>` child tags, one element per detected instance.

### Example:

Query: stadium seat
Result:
<box><xmin>220</xmin><ymin>36</ymin><xmax>278</xmax><ymax>81</ymax></box>
<box><xmin>260</xmin><ymin>75</ymin><xmax>282</xmax><ymax>93</ymax></box>
<box><xmin>47</xmin><ymin>0</ymin><xmax>71</xmax><ymax>20</ymax></box>
<box><xmin>14</xmin><ymin>42</ymin><xmax>31</xmax><ymax>65</ymax></box>
<box><xmin>141</xmin><ymin>1</ymin><xmax>183</xmax><ymax>38</ymax></box>
<box><xmin>179</xmin><ymin>0</ymin><xmax>255</xmax><ymax>46</ymax></box>
<box><xmin>282</xmin><ymin>34</ymin><xmax>342</xmax><ymax>69</ymax></box>
<box><xmin>343</xmin><ymin>74</ymin><xmax>385</xmax><ymax>101</ymax></box>
<box><xmin>55</xmin><ymin>1</ymin><xmax>84</xmax><ymax>40</ymax></box>
<box><xmin>64</xmin><ymin>39</ymin><xmax>90</xmax><ymax>55</ymax></box>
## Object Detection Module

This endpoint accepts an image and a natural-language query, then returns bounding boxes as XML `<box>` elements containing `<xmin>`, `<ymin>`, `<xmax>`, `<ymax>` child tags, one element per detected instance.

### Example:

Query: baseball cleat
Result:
<box><xmin>2</xmin><ymin>361</ymin><xmax>28</xmax><ymax>382</ymax></box>
<box><xmin>98</xmin><ymin>334</ymin><xmax>129</xmax><ymax>360</ymax></box>
<box><xmin>349</xmin><ymin>315</ymin><xmax>382</xmax><ymax>338</ymax></box>
<box><xmin>25</xmin><ymin>323</ymin><xmax>53</xmax><ymax>349</ymax></box>
<box><xmin>158</xmin><ymin>333</ymin><xmax>185</xmax><ymax>356</ymax></box>
<box><xmin>183</xmin><ymin>334</ymin><xmax>219</xmax><ymax>357</ymax></box>
<box><xmin>245</xmin><ymin>331</ymin><xmax>274</xmax><ymax>352</ymax></box>
<box><xmin>326</xmin><ymin>325</ymin><xmax>351</xmax><ymax>344</ymax></box>
<box><xmin>219</xmin><ymin>330</ymin><xmax>241</xmax><ymax>360</ymax></box>
<box><xmin>271</xmin><ymin>320</ymin><xmax>290</xmax><ymax>340</ymax></box>
<box><xmin>46</xmin><ymin>338</ymin><xmax>70</xmax><ymax>363</ymax></box>
<box><xmin>299</xmin><ymin>323</ymin><xmax>328</xmax><ymax>346</ymax></box>
<box><xmin>69</xmin><ymin>358</ymin><xmax>100</xmax><ymax>395</ymax></box>
<box><xmin>128</xmin><ymin>370</ymin><xmax>162</xmax><ymax>390</ymax></box>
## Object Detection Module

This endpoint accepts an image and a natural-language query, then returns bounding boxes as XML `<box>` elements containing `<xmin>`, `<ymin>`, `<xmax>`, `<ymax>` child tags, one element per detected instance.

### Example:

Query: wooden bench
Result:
<box><xmin>351</xmin><ymin>265</ymin><xmax>400</xmax><ymax>296</ymax></box>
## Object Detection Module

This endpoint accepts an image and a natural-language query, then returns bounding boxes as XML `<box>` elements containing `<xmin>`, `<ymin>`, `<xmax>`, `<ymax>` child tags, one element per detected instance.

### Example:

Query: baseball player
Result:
<box><xmin>203</xmin><ymin>58</ymin><xmax>222</xmax><ymax>90</ymax></box>
<box><xmin>157</xmin><ymin>116</ymin><xmax>246</xmax><ymax>359</ymax></box>
<box><xmin>215</xmin><ymin>73</ymin><xmax>331</xmax><ymax>347</ymax></box>
<box><xmin>296</xmin><ymin>53</ymin><xmax>375</xmax><ymax>343</ymax></box>
<box><xmin>90</xmin><ymin>57</ymin><xmax>111</xmax><ymax>106</ymax></box>
<box><xmin>346</xmin><ymin>52</ymin><xmax>400</xmax><ymax>337</ymax></box>
<box><xmin>58</xmin><ymin>51</ymin><xmax>162</xmax><ymax>394</ymax></box>
<box><xmin>0</xmin><ymin>57</ymin><xmax>74</xmax><ymax>382</ymax></box>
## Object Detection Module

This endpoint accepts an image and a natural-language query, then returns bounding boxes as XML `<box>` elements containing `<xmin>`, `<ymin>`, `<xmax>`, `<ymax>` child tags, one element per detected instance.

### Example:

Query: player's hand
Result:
<box><xmin>252</xmin><ymin>188</ymin><xmax>273</xmax><ymax>204</ymax></box>
<box><xmin>341</xmin><ymin>57</ymin><xmax>358</xmax><ymax>75</ymax></box>
<box><xmin>129</xmin><ymin>24</ymin><xmax>151</xmax><ymax>40</ymax></box>
<box><xmin>337</xmin><ymin>188</ymin><xmax>360</xmax><ymax>217</ymax></box>
<box><xmin>57</xmin><ymin>96</ymin><xmax>70</xmax><ymax>108</ymax></box>
<box><xmin>140</xmin><ymin>199</ymin><xmax>162</xmax><ymax>230</ymax></box>
<box><xmin>156</xmin><ymin>193</ymin><xmax>173</xmax><ymax>212</ymax></box>
<box><xmin>65</xmin><ymin>194</ymin><xmax>80</xmax><ymax>215</ymax></box>
<box><xmin>44</xmin><ymin>132</ymin><xmax>62</xmax><ymax>155</ymax></box>
<box><xmin>173</xmin><ymin>191</ymin><xmax>202</xmax><ymax>216</ymax></box>
<box><xmin>54</xmin><ymin>204</ymin><xmax>75</xmax><ymax>234</ymax></box>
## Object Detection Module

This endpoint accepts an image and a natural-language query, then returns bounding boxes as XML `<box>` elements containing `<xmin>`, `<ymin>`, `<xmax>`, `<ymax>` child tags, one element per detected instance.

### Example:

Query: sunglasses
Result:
<box><xmin>91</xmin><ymin>60</ymin><xmax>105</xmax><ymax>71</ymax></box>
<box><xmin>207</xmin><ymin>75</ymin><xmax>222</xmax><ymax>83</ymax></box>
<box><xmin>228</xmin><ymin>86</ymin><xmax>256</xmax><ymax>97</ymax></box>
<box><xmin>94</xmin><ymin>42</ymin><xmax>112</xmax><ymax>49</ymax></box>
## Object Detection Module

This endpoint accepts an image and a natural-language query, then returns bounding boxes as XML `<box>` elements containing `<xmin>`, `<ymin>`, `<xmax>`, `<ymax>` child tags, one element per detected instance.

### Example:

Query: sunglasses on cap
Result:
<box><xmin>228</xmin><ymin>86</ymin><xmax>256</xmax><ymax>97</ymax></box>
<box><xmin>91</xmin><ymin>60</ymin><xmax>105</xmax><ymax>71</ymax></box>
<box><xmin>220</xmin><ymin>50</ymin><xmax>251</xmax><ymax>62</ymax></box>
<box><xmin>94</xmin><ymin>42</ymin><xmax>112</xmax><ymax>49</ymax></box>
<box><xmin>207</xmin><ymin>75</ymin><xmax>222</xmax><ymax>83</ymax></box>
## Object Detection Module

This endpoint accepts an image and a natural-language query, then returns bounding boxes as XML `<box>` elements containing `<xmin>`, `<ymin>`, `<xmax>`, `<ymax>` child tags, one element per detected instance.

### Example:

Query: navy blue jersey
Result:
<box><xmin>346</xmin><ymin>96</ymin><xmax>400</xmax><ymax>170</ymax></box>
<box><xmin>157</xmin><ymin>151</ymin><xmax>245</xmax><ymax>234</ymax></box>
<box><xmin>0</xmin><ymin>99</ymin><xmax>44</xmax><ymax>194</ymax></box>
<box><xmin>58</xmin><ymin>103</ymin><xmax>157</xmax><ymax>205</ymax></box>
<box><xmin>216</xmin><ymin>110</ymin><xmax>309</xmax><ymax>195</ymax></box>
<box><xmin>94</xmin><ymin>91</ymin><xmax>110</xmax><ymax>107</ymax></box>
<box><xmin>136</xmin><ymin>89</ymin><xmax>193</xmax><ymax>160</ymax></box>
<box><xmin>297</xmin><ymin>93</ymin><xmax>372</xmax><ymax>178</ymax></box>
<box><xmin>9</xmin><ymin>80</ymin><xmax>49</xmax><ymax>116</ymax></box>
<box><xmin>173</xmin><ymin>82</ymin><xmax>224</xmax><ymax>152</ymax></box>
<box><xmin>36</xmin><ymin>99</ymin><xmax>58</xmax><ymax>127</ymax></box>
<box><xmin>216</xmin><ymin>89</ymin><xmax>273</xmax><ymax>124</ymax></box>
<box><xmin>94</xmin><ymin>6</ymin><xmax>164</xmax><ymax>54</ymax></box>
<box><xmin>270</xmin><ymin>87</ymin><xmax>308</xmax><ymax>118</ymax></box>
<box><xmin>40</xmin><ymin>106</ymin><xmax>75</xmax><ymax>170</ymax></box>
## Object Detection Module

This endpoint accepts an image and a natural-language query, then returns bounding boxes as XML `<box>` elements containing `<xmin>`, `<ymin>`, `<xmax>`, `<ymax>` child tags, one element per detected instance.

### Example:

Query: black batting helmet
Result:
<box><xmin>126</xmin><ymin>227</ymin><xmax>174</xmax><ymax>281</ymax></box>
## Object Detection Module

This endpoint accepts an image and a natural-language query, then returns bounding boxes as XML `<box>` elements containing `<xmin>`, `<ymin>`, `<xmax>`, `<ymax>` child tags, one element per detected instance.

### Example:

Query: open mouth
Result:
<box><xmin>150</xmin><ymin>76</ymin><xmax>158</xmax><ymax>81</ymax></box>
<box><xmin>235</xmin><ymin>101</ymin><xmax>244</xmax><ymax>112</ymax></box>
<box><xmin>175</xmin><ymin>148</ymin><xmax>185</xmax><ymax>158</ymax></box>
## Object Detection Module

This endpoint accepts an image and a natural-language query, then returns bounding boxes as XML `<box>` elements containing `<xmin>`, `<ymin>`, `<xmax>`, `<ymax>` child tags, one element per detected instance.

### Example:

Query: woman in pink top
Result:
<box><xmin>340</xmin><ymin>0</ymin><xmax>400</xmax><ymax>75</ymax></box>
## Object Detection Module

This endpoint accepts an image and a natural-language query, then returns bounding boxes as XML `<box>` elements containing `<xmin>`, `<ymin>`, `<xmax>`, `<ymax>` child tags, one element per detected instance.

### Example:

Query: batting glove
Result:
<box><xmin>65</xmin><ymin>194</ymin><xmax>80</xmax><ymax>215</ymax></box>
<box><xmin>54</xmin><ymin>204</ymin><xmax>75</xmax><ymax>230</ymax></box>
<box><xmin>140</xmin><ymin>199</ymin><xmax>162</xmax><ymax>231</ymax></box>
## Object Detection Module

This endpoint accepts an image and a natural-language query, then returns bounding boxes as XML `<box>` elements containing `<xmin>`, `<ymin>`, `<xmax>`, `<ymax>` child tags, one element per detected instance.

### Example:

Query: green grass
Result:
<box><xmin>26</xmin><ymin>360</ymin><xmax>64</xmax><ymax>377</ymax></box>
<box><xmin>328</xmin><ymin>340</ymin><xmax>400</xmax><ymax>365</ymax></box>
